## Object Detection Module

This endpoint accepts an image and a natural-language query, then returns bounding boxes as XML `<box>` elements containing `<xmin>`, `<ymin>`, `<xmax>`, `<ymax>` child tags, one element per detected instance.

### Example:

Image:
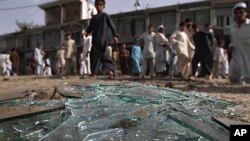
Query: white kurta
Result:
<box><xmin>171</xmin><ymin>30</ymin><xmax>194</xmax><ymax>58</ymax></box>
<box><xmin>43</xmin><ymin>59</ymin><xmax>52</xmax><ymax>76</ymax></box>
<box><xmin>0</xmin><ymin>54</ymin><xmax>9</xmax><ymax>76</ymax></box>
<box><xmin>213</xmin><ymin>47</ymin><xmax>224</xmax><ymax>63</ymax></box>
<box><xmin>56</xmin><ymin>49</ymin><xmax>66</xmax><ymax>68</ymax></box>
<box><xmin>213</xmin><ymin>47</ymin><xmax>224</xmax><ymax>77</ymax></box>
<box><xmin>139</xmin><ymin>32</ymin><xmax>156</xmax><ymax>76</ymax></box>
<box><xmin>154</xmin><ymin>33</ymin><xmax>169</xmax><ymax>73</ymax></box>
<box><xmin>34</xmin><ymin>48</ymin><xmax>43</xmax><ymax>75</ymax></box>
<box><xmin>230</xmin><ymin>18</ymin><xmax>250</xmax><ymax>83</ymax></box>
<box><xmin>82</xmin><ymin>36</ymin><xmax>92</xmax><ymax>61</ymax></box>
<box><xmin>139</xmin><ymin>32</ymin><xmax>156</xmax><ymax>59</ymax></box>
<box><xmin>64</xmin><ymin>39</ymin><xmax>77</xmax><ymax>59</ymax></box>
<box><xmin>56</xmin><ymin>49</ymin><xmax>65</xmax><ymax>76</ymax></box>
<box><xmin>222</xmin><ymin>50</ymin><xmax>229</xmax><ymax>76</ymax></box>
<box><xmin>170</xmin><ymin>30</ymin><xmax>194</xmax><ymax>77</ymax></box>
<box><xmin>34</xmin><ymin>48</ymin><xmax>43</xmax><ymax>65</ymax></box>
<box><xmin>5</xmin><ymin>54</ymin><xmax>12</xmax><ymax>70</ymax></box>
<box><xmin>80</xmin><ymin>36</ymin><xmax>92</xmax><ymax>75</ymax></box>
<box><xmin>0</xmin><ymin>54</ymin><xmax>5</xmax><ymax>75</ymax></box>
<box><xmin>185</xmin><ymin>30</ymin><xmax>195</xmax><ymax>58</ymax></box>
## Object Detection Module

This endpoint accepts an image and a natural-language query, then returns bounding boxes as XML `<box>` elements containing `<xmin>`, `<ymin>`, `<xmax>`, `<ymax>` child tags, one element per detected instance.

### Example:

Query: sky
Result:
<box><xmin>0</xmin><ymin>0</ymin><xmax>203</xmax><ymax>34</ymax></box>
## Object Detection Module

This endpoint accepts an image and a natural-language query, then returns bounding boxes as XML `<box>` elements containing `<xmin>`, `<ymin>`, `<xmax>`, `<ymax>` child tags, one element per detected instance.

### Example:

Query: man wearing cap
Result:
<box><xmin>154</xmin><ymin>25</ymin><xmax>169</xmax><ymax>77</ymax></box>
<box><xmin>229</xmin><ymin>2</ymin><xmax>250</xmax><ymax>83</ymax></box>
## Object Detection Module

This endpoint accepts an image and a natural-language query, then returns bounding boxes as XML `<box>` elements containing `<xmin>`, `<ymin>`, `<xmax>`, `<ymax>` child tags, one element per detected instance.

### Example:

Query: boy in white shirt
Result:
<box><xmin>213</xmin><ymin>41</ymin><xmax>224</xmax><ymax>78</ymax></box>
<box><xmin>79</xmin><ymin>34</ymin><xmax>92</xmax><ymax>78</ymax></box>
<box><xmin>43</xmin><ymin>58</ymin><xmax>52</xmax><ymax>76</ymax></box>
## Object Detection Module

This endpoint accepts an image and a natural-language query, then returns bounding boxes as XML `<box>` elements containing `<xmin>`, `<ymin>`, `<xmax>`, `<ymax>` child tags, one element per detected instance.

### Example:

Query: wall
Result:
<box><xmin>63</xmin><ymin>1</ymin><xmax>81</xmax><ymax>22</ymax></box>
<box><xmin>6</xmin><ymin>38</ymin><xmax>16</xmax><ymax>51</ymax></box>
<box><xmin>44</xmin><ymin>30</ymin><xmax>61</xmax><ymax>49</ymax></box>
<box><xmin>113</xmin><ymin>14</ymin><xmax>145</xmax><ymax>43</ymax></box>
<box><xmin>46</xmin><ymin>7</ymin><xmax>61</xmax><ymax>25</ymax></box>
<box><xmin>0</xmin><ymin>40</ymin><xmax>6</xmax><ymax>52</ymax></box>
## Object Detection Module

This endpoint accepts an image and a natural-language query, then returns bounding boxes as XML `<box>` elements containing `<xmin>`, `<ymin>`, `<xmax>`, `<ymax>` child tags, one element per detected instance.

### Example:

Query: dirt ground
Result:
<box><xmin>0</xmin><ymin>75</ymin><xmax>250</xmax><ymax>122</ymax></box>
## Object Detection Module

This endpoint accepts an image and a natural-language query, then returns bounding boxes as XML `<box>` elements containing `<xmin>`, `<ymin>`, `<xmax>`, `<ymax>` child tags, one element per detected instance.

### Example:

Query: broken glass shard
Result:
<box><xmin>82</xmin><ymin>128</ymin><xmax>125</xmax><ymax>141</ymax></box>
<box><xmin>78</xmin><ymin>113</ymin><xmax>127</xmax><ymax>130</ymax></box>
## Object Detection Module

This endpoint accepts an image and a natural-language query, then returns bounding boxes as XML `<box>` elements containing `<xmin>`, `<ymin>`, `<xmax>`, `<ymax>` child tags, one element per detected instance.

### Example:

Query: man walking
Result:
<box><xmin>138</xmin><ymin>25</ymin><xmax>156</xmax><ymax>78</ymax></box>
<box><xmin>192</xmin><ymin>24</ymin><xmax>214</xmax><ymax>78</ymax></box>
<box><xmin>154</xmin><ymin>25</ymin><xmax>169</xmax><ymax>77</ymax></box>
<box><xmin>229</xmin><ymin>2</ymin><xmax>250</xmax><ymax>83</ymax></box>
<box><xmin>170</xmin><ymin>22</ymin><xmax>195</xmax><ymax>78</ymax></box>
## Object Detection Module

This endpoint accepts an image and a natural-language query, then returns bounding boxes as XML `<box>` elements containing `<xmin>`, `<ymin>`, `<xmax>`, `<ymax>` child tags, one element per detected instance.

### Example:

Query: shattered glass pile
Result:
<box><xmin>0</xmin><ymin>82</ymin><xmax>238</xmax><ymax>141</ymax></box>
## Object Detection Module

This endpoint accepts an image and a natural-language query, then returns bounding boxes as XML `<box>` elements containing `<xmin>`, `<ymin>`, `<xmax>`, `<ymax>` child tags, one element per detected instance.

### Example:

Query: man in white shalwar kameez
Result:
<box><xmin>154</xmin><ymin>25</ymin><xmax>169</xmax><ymax>76</ymax></box>
<box><xmin>80</xmin><ymin>34</ymin><xmax>92</xmax><ymax>77</ymax></box>
<box><xmin>34</xmin><ymin>43</ymin><xmax>44</xmax><ymax>75</ymax></box>
<box><xmin>0</xmin><ymin>53</ymin><xmax>12</xmax><ymax>78</ymax></box>
<box><xmin>56</xmin><ymin>45</ymin><xmax>66</xmax><ymax>77</ymax></box>
<box><xmin>185</xmin><ymin>18</ymin><xmax>195</xmax><ymax>76</ymax></box>
<box><xmin>170</xmin><ymin>22</ymin><xmax>195</xmax><ymax>78</ymax></box>
<box><xmin>138</xmin><ymin>25</ymin><xmax>156</xmax><ymax>78</ymax></box>
<box><xmin>229</xmin><ymin>2</ymin><xmax>250</xmax><ymax>83</ymax></box>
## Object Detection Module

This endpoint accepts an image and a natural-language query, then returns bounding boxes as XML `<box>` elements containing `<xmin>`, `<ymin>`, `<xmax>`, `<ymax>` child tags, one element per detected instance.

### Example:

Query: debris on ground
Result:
<box><xmin>165</xmin><ymin>82</ymin><xmax>174</xmax><ymax>88</ymax></box>
<box><xmin>0</xmin><ymin>82</ymin><xmax>249</xmax><ymax>141</ymax></box>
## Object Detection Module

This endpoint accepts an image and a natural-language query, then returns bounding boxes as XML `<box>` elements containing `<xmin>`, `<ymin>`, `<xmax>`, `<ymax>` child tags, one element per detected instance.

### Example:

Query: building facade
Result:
<box><xmin>0</xmin><ymin>0</ymin><xmax>248</xmax><ymax>73</ymax></box>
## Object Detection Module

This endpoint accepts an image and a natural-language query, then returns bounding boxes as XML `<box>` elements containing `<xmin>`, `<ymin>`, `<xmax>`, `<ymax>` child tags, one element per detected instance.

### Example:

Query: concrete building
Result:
<box><xmin>111</xmin><ymin>0</ymin><xmax>249</xmax><ymax>46</ymax></box>
<box><xmin>39</xmin><ymin>0</ymin><xmax>97</xmax><ymax>26</ymax></box>
<box><xmin>0</xmin><ymin>0</ymin><xmax>96</xmax><ymax>73</ymax></box>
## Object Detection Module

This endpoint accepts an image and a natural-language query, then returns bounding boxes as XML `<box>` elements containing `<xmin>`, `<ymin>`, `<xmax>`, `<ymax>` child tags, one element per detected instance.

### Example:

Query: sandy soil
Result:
<box><xmin>0</xmin><ymin>75</ymin><xmax>249</xmax><ymax>122</ymax></box>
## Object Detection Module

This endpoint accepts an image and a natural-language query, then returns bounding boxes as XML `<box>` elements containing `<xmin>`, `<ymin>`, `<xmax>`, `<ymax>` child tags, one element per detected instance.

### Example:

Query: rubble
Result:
<box><xmin>0</xmin><ymin>82</ymin><xmax>249</xmax><ymax>141</ymax></box>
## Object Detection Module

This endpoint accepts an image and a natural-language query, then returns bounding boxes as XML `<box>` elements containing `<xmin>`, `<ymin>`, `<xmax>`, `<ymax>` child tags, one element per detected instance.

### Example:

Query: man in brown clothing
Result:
<box><xmin>10</xmin><ymin>48</ymin><xmax>20</xmax><ymax>75</ymax></box>
<box><xmin>119</xmin><ymin>43</ymin><xmax>130</xmax><ymax>75</ymax></box>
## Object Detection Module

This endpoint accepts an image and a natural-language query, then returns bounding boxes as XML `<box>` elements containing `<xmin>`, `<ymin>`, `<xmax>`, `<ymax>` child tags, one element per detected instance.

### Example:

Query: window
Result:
<box><xmin>226</xmin><ymin>16</ymin><xmax>230</xmax><ymax>26</ymax></box>
<box><xmin>216</xmin><ymin>16</ymin><xmax>231</xmax><ymax>28</ymax></box>
<box><xmin>216</xmin><ymin>16</ymin><xmax>224</xmax><ymax>28</ymax></box>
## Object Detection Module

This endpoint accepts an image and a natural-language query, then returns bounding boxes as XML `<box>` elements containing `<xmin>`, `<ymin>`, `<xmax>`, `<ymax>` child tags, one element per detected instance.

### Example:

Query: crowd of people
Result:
<box><xmin>0</xmin><ymin>49</ymin><xmax>20</xmax><ymax>80</ymax></box>
<box><xmin>0</xmin><ymin>1</ymin><xmax>249</xmax><ymax>84</ymax></box>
